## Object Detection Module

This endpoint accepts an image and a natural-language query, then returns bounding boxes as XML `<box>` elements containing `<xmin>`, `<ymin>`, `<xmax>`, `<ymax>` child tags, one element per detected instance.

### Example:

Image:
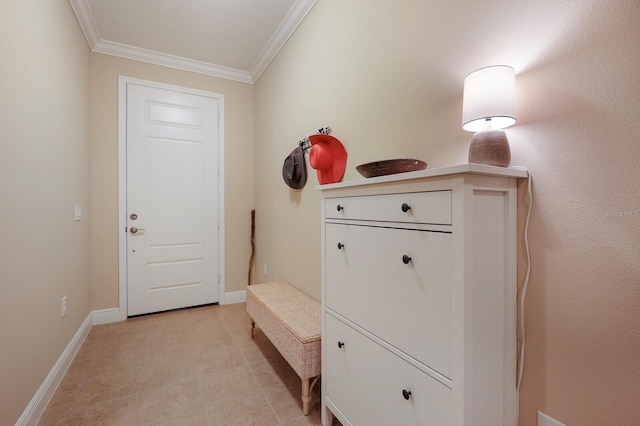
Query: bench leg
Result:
<box><xmin>302</xmin><ymin>376</ymin><xmax>320</xmax><ymax>416</ymax></box>
<box><xmin>302</xmin><ymin>378</ymin><xmax>311</xmax><ymax>416</ymax></box>
<box><xmin>249</xmin><ymin>317</ymin><xmax>255</xmax><ymax>338</ymax></box>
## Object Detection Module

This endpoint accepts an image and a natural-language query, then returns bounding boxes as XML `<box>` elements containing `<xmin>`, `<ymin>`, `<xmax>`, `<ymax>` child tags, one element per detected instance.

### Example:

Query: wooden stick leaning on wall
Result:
<box><xmin>248</xmin><ymin>209</ymin><xmax>255</xmax><ymax>286</ymax></box>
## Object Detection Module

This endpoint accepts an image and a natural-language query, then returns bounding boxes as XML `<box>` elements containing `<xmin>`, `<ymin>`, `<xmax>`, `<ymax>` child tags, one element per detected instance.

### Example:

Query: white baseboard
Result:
<box><xmin>223</xmin><ymin>289</ymin><xmax>246</xmax><ymax>304</ymax></box>
<box><xmin>92</xmin><ymin>307</ymin><xmax>121</xmax><ymax>325</ymax></box>
<box><xmin>538</xmin><ymin>411</ymin><xmax>567</xmax><ymax>426</ymax></box>
<box><xmin>16</xmin><ymin>313</ymin><xmax>93</xmax><ymax>426</ymax></box>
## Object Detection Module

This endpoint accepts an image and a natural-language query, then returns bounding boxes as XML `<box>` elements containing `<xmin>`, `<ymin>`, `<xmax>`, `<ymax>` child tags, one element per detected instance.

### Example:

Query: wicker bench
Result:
<box><xmin>246</xmin><ymin>281</ymin><xmax>321</xmax><ymax>415</ymax></box>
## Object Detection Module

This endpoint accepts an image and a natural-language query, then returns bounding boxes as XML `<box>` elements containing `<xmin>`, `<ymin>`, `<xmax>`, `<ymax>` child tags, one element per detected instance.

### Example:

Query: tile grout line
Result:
<box><xmin>230</xmin><ymin>317</ymin><xmax>285</xmax><ymax>426</ymax></box>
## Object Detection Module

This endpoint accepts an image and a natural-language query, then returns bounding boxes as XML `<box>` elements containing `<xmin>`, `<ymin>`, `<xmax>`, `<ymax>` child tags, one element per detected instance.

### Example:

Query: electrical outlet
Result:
<box><xmin>74</xmin><ymin>204</ymin><xmax>82</xmax><ymax>221</ymax></box>
<box><xmin>61</xmin><ymin>296</ymin><xmax>67</xmax><ymax>317</ymax></box>
<box><xmin>538</xmin><ymin>411</ymin><xmax>566</xmax><ymax>426</ymax></box>
<box><xmin>263</xmin><ymin>263</ymin><xmax>268</xmax><ymax>277</ymax></box>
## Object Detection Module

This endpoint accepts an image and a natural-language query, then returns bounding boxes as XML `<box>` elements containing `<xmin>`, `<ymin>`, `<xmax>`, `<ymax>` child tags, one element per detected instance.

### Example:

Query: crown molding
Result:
<box><xmin>68</xmin><ymin>0</ymin><xmax>100</xmax><ymax>47</ymax></box>
<box><xmin>68</xmin><ymin>0</ymin><xmax>251</xmax><ymax>83</ymax></box>
<box><xmin>250</xmin><ymin>0</ymin><xmax>318</xmax><ymax>82</ymax></box>
<box><xmin>93</xmin><ymin>39</ymin><xmax>253</xmax><ymax>83</ymax></box>
<box><xmin>69</xmin><ymin>0</ymin><xmax>316</xmax><ymax>84</ymax></box>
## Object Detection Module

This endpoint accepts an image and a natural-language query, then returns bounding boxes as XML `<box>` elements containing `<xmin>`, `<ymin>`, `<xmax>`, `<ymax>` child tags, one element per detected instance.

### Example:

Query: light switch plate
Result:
<box><xmin>74</xmin><ymin>204</ymin><xmax>82</xmax><ymax>221</ymax></box>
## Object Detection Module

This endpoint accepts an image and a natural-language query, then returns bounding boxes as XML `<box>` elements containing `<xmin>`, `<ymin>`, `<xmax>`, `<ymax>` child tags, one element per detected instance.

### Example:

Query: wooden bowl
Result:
<box><xmin>356</xmin><ymin>159</ymin><xmax>427</xmax><ymax>178</ymax></box>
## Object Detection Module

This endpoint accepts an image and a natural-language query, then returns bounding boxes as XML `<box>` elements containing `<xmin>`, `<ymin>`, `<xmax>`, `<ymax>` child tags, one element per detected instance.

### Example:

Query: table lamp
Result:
<box><xmin>462</xmin><ymin>65</ymin><xmax>516</xmax><ymax>167</ymax></box>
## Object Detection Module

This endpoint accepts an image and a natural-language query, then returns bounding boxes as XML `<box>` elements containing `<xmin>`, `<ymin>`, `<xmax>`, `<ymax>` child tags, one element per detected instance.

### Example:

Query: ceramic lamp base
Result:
<box><xmin>468</xmin><ymin>129</ymin><xmax>511</xmax><ymax>167</ymax></box>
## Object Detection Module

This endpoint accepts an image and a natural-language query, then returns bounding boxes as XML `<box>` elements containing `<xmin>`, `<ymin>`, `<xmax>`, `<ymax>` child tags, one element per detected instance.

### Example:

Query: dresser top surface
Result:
<box><xmin>318</xmin><ymin>163</ymin><xmax>529</xmax><ymax>191</ymax></box>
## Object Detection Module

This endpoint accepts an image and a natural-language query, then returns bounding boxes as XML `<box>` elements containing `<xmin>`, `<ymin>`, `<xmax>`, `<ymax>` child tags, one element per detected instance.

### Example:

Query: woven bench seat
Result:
<box><xmin>246</xmin><ymin>281</ymin><xmax>321</xmax><ymax>415</ymax></box>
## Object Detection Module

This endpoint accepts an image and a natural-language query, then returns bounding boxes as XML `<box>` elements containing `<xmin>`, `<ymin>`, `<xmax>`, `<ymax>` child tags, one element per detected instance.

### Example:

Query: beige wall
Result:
<box><xmin>0</xmin><ymin>1</ymin><xmax>91</xmax><ymax>423</ymax></box>
<box><xmin>3</xmin><ymin>0</ymin><xmax>638</xmax><ymax>423</ymax></box>
<box><xmin>90</xmin><ymin>54</ymin><xmax>255</xmax><ymax>310</ymax></box>
<box><xmin>254</xmin><ymin>1</ymin><xmax>640</xmax><ymax>425</ymax></box>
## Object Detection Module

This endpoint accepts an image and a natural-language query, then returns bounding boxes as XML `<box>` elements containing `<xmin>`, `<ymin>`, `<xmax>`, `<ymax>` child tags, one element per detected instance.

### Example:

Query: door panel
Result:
<box><xmin>126</xmin><ymin>83</ymin><xmax>220</xmax><ymax>316</ymax></box>
<box><xmin>146</xmin><ymin>137</ymin><xmax>204</xmax><ymax>247</ymax></box>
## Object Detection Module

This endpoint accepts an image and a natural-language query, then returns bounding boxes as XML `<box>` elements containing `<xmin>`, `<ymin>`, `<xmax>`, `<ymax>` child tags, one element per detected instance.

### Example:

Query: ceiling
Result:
<box><xmin>69</xmin><ymin>0</ymin><xmax>318</xmax><ymax>84</ymax></box>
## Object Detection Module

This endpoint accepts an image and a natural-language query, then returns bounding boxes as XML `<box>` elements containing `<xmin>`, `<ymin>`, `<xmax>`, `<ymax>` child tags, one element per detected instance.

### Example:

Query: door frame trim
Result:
<box><xmin>117</xmin><ymin>75</ymin><xmax>226</xmax><ymax>321</ymax></box>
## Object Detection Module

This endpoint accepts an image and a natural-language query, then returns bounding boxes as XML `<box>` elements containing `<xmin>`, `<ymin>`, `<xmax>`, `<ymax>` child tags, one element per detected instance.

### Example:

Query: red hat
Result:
<box><xmin>308</xmin><ymin>134</ymin><xmax>347</xmax><ymax>184</ymax></box>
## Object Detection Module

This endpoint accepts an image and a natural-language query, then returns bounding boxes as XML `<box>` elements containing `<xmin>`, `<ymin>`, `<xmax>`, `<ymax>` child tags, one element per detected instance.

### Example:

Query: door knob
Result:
<box><xmin>129</xmin><ymin>226</ymin><xmax>146</xmax><ymax>234</ymax></box>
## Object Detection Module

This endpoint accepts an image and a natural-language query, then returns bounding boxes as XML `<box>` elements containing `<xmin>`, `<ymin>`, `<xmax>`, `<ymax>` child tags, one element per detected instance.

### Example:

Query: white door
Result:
<box><xmin>126</xmin><ymin>82</ymin><xmax>220</xmax><ymax>316</ymax></box>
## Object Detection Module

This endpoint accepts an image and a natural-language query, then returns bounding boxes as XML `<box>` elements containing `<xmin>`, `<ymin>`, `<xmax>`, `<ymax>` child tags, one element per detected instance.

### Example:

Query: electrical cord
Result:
<box><xmin>516</xmin><ymin>172</ymin><xmax>533</xmax><ymax>423</ymax></box>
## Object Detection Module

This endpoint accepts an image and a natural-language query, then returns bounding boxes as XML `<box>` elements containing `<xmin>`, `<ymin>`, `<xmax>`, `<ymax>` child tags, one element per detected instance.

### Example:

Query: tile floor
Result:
<box><xmin>38</xmin><ymin>303</ymin><xmax>326</xmax><ymax>425</ymax></box>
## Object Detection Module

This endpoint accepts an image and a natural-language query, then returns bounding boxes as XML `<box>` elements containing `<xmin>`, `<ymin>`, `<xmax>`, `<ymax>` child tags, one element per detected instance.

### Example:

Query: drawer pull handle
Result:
<box><xmin>337</xmin><ymin>204</ymin><xmax>344</xmax><ymax>212</ymax></box>
<box><xmin>402</xmin><ymin>255</ymin><xmax>412</xmax><ymax>264</ymax></box>
<box><xmin>337</xmin><ymin>242</ymin><xmax>344</xmax><ymax>250</ymax></box>
<box><xmin>401</xmin><ymin>203</ymin><xmax>411</xmax><ymax>213</ymax></box>
<box><xmin>337</xmin><ymin>341</ymin><xmax>345</xmax><ymax>349</ymax></box>
<box><xmin>402</xmin><ymin>389</ymin><xmax>412</xmax><ymax>400</ymax></box>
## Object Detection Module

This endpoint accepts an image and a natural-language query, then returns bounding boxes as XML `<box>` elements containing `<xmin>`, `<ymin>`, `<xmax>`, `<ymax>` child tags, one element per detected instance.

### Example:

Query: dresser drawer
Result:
<box><xmin>325</xmin><ymin>313</ymin><xmax>452</xmax><ymax>425</ymax></box>
<box><xmin>325</xmin><ymin>190</ymin><xmax>452</xmax><ymax>225</ymax></box>
<box><xmin>325</xmin><ymin>223</ymin><xmax>452</xmax><ymax>377</ymax></box>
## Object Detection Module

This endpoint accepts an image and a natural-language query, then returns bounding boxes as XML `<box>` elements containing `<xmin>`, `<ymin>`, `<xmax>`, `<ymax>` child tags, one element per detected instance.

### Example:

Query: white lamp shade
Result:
<box><xmin>462</xmin><ymin>65</ymin><xmax>516</xmax><ymax>132</ymax></box>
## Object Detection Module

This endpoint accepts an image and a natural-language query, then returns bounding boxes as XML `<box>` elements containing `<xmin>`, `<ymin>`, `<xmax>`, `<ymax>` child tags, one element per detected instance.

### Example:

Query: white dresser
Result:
<box><xmin>319</xmin><ymin>164</ymin><xmax>528</xmax><ymax>426</ymax></box>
